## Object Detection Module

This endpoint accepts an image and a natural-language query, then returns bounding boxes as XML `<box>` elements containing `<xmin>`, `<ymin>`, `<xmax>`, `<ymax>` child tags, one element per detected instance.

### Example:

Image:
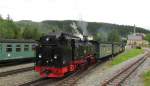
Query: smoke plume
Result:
<box><xmin>70</xmin><ymin>22</ymin><xmax>83</xmax><ymax>39</ymax></box>
<box><xmin>77</xmin><ymin>20</ymin><xmax>88</xmax><ymax>36</ymax></box>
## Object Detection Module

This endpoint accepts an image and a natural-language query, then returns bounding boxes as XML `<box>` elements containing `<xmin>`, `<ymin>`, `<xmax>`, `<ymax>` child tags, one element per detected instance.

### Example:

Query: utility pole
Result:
<box><xmin>7</xmin><ymin>14</ymin><xmax>10</xmax><ymax>21</ymax></box>
<box><xmin>133</xmin><ymin>24</ymin><xmax>136</xmax><ymax>35</ymax></box>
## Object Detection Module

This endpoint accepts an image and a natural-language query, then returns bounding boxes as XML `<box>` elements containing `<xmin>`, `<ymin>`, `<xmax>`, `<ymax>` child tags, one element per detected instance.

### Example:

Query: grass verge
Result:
<box><xmin>143</xmin><ymin>70</ymin><xmax>150</xmax><ymax>86</ymax></box>
<box><xmin>110</xmin><ymin>48</ymin><xmax>144</xmax><ymax>66</ymax></box>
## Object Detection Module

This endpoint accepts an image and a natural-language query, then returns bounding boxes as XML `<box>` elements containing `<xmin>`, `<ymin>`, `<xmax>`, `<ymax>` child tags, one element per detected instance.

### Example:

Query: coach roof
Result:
<box><xmin>0</xmin><ymin>39</ymin><xmax>36</xmax><ymax>43</ymax></box>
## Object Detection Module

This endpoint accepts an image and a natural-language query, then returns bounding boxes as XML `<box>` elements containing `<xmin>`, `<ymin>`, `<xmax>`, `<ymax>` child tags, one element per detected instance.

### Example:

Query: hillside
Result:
<box><xmin>16</xmin><ymin>20</ymin><xmax>150</xmax><ymax>37</ymax></box>
<box><xmin>0</xmin><ymin>18</ymin><xmax>149</xmax><ymax>41</ymax></box>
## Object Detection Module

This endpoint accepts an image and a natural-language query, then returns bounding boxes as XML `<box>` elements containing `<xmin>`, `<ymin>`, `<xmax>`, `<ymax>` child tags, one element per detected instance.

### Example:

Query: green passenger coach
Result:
<box><xmin>0</xmin><ymin>39</ymin><xmax>37</xmax><ymax>62</ymax></box>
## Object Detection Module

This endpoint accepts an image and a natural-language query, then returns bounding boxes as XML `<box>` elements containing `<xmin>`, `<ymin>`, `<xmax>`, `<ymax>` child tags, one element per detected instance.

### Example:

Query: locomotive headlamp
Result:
<box><xmin>54</xmin><ymin>55</ymin><xmax>57</xmax><ymax>59</ymax></box>
<box><xmin>46</xmin><ymin>38</ymin><xmax>49</xmax><ymax>41</ymax></box>
<box><xmin>63</xmin><ymin>60</ymin><xmax>66</xmax><ymax>64</ymax></box>
<box><xmin>39</xmin><ymin>54</ymin><xmax>42</xmax><ymax>58</ymax></box>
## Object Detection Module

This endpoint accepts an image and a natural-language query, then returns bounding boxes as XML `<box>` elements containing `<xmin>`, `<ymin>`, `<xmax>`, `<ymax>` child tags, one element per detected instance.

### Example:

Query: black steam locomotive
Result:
<box><xmin>34</xmin><ymin>32</ymin><xmax>124</xmax><ymax>78</ymax></box>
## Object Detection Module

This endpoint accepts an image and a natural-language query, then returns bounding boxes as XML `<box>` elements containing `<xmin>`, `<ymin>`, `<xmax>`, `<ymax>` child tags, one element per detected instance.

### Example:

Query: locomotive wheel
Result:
<box><xmin>79</xmin><ymin>63</ymin><xmax>88</xmax><ymax>70</ymax></box>
<box><xmin>69</xmin><ymin>65</ymin><xmax>75</xmax><ymax>71</ymax></box>
<box><xmin>87</xmin><ymin>58</ymin><xmax>91</xmax><ymax>65</ymax></box>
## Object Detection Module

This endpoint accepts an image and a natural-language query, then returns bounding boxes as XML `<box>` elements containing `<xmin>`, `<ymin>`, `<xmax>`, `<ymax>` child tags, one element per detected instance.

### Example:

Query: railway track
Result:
<box><xmin>19</xmin><ymin>72</ymin><xmax>76</xmax><ymax>86</ymax></box>
<box><xmin>19</xmin><ymin>78</ymin><xmax>56</xmax><ymax>86</ymax></box>
<box><xmin>101</xmin><ymin>53</ymin><xmax>149</xmax><ymax>86</ymax></box>
<box><xmin>19</xmin><ymin>72</ymin><xmax>82</xmax><ymax>86</ymax></box>
<box><xmin>0</xmin><ymin>66</ymin><xmax>34</xmax><ymax>77</ymax></box>
<box><xmin>55</xmin><ymin>63</ymin><xmax>100</xmax><ymax>86</ymax></box>
<box><xmin>0</xmin><ymin>58</ymin><xmax>34</xmax><ymax>67</ymax></box>
<box><xmin>18</xmin><ymin>63</ymin><xmax>100</xmax><ymax>86</ymax></box>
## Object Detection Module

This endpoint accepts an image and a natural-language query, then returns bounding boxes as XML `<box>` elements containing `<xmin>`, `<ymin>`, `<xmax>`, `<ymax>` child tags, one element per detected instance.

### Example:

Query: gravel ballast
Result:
<box><xmin>122</xmin><ymin>57</ymin><xmax>150</xmax><ymax>86</ymax></box>
<box><xmin>76</xmin><ymin>53</ymin><xmax>146</xmax><ymax>86</ymax></box>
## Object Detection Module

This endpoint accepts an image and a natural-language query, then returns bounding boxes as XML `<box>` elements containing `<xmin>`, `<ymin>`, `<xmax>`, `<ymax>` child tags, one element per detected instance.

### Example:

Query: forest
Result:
<box><xmin>0</xmin><ymin>15</ymin><xmax>150</xmax><ymax>42</ymax></box>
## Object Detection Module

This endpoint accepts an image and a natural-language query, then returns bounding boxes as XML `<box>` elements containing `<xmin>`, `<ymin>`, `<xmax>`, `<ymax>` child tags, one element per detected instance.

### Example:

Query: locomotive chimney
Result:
<box><xmin>83</xmin><ymin>35</ymin><xmax>88</xmax><ymax>41</ymax></box>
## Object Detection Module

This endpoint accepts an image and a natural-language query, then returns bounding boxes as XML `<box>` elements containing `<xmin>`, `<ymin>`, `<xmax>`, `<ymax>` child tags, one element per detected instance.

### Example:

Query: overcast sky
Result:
<box><xmin>0</xmin><ymin>0</ymin><xmax>150</xmax><ymax>30</ymax></box>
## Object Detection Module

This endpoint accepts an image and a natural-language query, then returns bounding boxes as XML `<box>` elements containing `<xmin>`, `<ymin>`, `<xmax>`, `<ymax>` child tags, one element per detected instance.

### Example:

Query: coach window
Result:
<box><xmin>16</xmin><ymin>45</ymin><xmax>21</xmax><ymax>52</ymax></box>
<box><xmin>6</xmin><ymin>44</ymin><xmax>12</xmax><ymax>52</ymax></box>
<box><xmin>24</xmin><ymin>45</ymin><xmax>29</xmax><ymax>51</ymax></box>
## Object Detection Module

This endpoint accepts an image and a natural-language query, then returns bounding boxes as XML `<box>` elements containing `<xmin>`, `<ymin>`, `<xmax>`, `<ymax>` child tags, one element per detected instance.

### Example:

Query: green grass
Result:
<box><xmin>143</xmin><ymin>71</ymin><xmax>150</xmax><ymax>86</ymax></box>
<box><xmin>110</xmin><ymin>48</ymin><xmax>144</xmax><ymax>66</ymax></box>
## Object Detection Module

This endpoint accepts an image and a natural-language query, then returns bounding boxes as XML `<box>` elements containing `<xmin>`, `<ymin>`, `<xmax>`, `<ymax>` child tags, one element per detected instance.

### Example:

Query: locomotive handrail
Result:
<box><xmin>40</xmin><ymin>44</ymin><xmax>57</xmax><ymax>46</ymax></box>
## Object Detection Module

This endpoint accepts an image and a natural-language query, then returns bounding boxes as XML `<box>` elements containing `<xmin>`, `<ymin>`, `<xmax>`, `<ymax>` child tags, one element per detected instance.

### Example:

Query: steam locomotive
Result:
<box><xmin>34</xmin><ymin>32</ymin><xmax>124</xmax><ymax>78</ymax></box>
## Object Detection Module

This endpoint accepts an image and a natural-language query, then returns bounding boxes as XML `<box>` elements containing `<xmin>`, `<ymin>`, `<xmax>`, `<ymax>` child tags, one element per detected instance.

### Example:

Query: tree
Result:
<box><xmin>6</xmin><ymin>14</ymin><xmax>11</xmax><ymax>21</ymax></box>
<box><xmin>144</xmin><ymin>33</ymin><xmax>150</xmax><ymax>43</ymax></box>
<box><xmin>22</xmin><ymin>27</ymin><xmax>41</xmax><ymax>39</ymax></box>
<box><xmin>32</xmin><ymin>28</ymin><xmax>41</xmax><ymax>40</ymax></box>
<box><xmin>0</xmin><ymin>19</ymin><xmax>20</xmax><ymax>39</ymax></box>
<box><xmin>22</xmin><ymin>27</ymin><xmax>33</xmax><ymax>39</ymax></box>
<box><xmin>0</xmin><ymin>14</ymin><xmax>3</xmax><ymax>20</ymax></box>
<box><xmin>13</xmin><ymin>27</ymin><xmax>21</xmax><ymax>39</ymax></box>
<box><xmin>4</xmin><ymin>28</ymin><xmax>15</xmax><ymax>39</ymax></box>
<box><xmin>108</xmin><ymin>30</ymin><xmax>121</xmax><ymax>42</ymax></box>
<box><xmin>93</xmin><ymin>33</ymin><xmax>101</xmax><ymax>42</ymax></box>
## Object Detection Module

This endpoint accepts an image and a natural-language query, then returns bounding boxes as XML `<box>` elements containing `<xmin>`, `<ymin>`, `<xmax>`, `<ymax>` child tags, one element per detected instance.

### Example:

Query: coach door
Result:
<box><xmin>0</xmin><ymin>44</ymin><xmax>1</xmax><ymax>54</ymax></box>
<box><xmin>0</xmin><ymin>44</ymin><xmax>2</xmax><ymax>59</ymax></box>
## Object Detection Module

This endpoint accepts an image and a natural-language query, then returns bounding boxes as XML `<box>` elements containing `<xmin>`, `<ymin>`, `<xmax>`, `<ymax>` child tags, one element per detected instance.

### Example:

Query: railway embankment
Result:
<box><xmin>142</xmin><ymin>70</ymin><xmax>150</xmax><ymax>86</ymax></box>
<box><xmin>110</xmin><ymin>48</ymin><xmax>144</xmax><ymax>66</ymax></box>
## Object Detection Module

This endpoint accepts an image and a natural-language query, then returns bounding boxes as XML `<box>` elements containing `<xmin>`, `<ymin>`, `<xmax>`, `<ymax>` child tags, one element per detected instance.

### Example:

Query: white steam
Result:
<box><xmin>77</xmin><ymin>21</ymin><xmax>88</xmax><ymax>36</ymax></box>
<box><xmin>70</xmin><ymin>21</ymin><xmax>93</xmax><ymax>40</ymax></box>
<box><xmin>70</xmin><ymin>22</ymin><xmax>83</xmax><ymax>39</ymax></box>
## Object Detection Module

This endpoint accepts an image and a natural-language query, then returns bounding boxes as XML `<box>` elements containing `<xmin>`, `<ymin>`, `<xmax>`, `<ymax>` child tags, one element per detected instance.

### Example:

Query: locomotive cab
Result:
<box><xmin>35</xmin><ymin>33</ymin><xmax>76</xmax><ymax>77</ymax></box>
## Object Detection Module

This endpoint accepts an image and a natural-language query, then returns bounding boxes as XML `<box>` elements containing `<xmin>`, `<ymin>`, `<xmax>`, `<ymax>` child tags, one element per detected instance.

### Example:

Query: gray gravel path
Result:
<box><xmin>0</xmin><ymin>70</ymin><xmax>40</xmax><ymax>86</ymax></box>
<box><xmin>0</xmin><ymin>63</ymin><xmax>34</xmax><ymax>73</ymax></box>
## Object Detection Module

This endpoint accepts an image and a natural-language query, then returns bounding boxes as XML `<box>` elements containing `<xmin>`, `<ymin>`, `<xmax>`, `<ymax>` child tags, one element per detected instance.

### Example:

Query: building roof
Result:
<box><xmin>128</xmin><ymin>34</ymin><xmax>143</xmax><ymax>40</ymax></box>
